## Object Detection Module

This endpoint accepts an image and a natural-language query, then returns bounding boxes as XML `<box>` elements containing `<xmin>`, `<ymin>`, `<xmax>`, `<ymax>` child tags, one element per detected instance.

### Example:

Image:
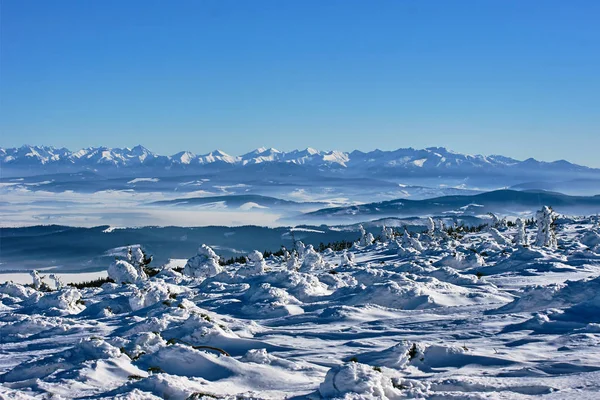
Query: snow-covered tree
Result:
<box><xmin>30</xmin><ymin>270</ymin><xmax>44</xmax><ymax>290</ymax></box>
<box><xmin>49</xmin><ymin>274</ymin><xmax>64</xmax><ymax>290</ymax></box>
<box><xmin>300</xmin><ymin>245</ymin><xmax>324</xmax><ymax>272</ymax></box>
<box><xmin>340</xmin><ymin>250</ymin><xmax>354</xmax><ymax>266</ymax></box>
<box><xmin>124</xmin><ymin>246</ymin><xmax>153</xmax><ymax>279</ymax></box>
<box><xmin>238</xmin><ymin>250</ymin><xmax>266</xmax><ymax>276</ymax></box>
<box><xmin>535</xmin><ymin>206</ymin><xmax>558</xmax><ymax>248</ymax></box>
<box><xmin>488</xmin><ymin>212</ymin><xmax>500</xmax><ymax>227</ymax></box>
<box><xmin>426</xmin><ymin>217</ymin><xmax>436</xmax><ymax>235</ymax></box>
<box><xmin>437</xmin><ymin>219</ymin><xmax>445</xmax><ymax>232</ymax></box>
<box><xmin>296</xmin><ymin>241</ymin><xmax>306</xmax><ymax>258</ymax></box>
<box><xmin>489</xmin><ymin>227</ymin><xmax>510</xmax><ymax>246</ymax></box>
<box><xmin>402</xmin><ymin>228</ymin><xmax>424</xmax><ymax>251</ymax></box>
<box><xmin>183</xmin><ymin>244</ymin><xmax>223</xmax><ymax>279</ymax></box>
<box><xmin>358</xmin><ymin>225</ymin><xmax>374</xmax><ymax>247</ymax></box>
<box><xmin>108</xmin><ymin>260</ymin><xmax>147</xmax><ymax>284</ymax></box>
<box><xmin>286</xmin><ymin>250</ymin><xmax>299</xmax><ymax>270</ymax></box>
<box><xmin>515</xmin><ymin>218</ymin><xmax>528</xmax><ymax>246</ymax></box>
<box><xmin>380</xmin><ymin>225</ymin><xmax>394</xmax><ymax>242</ymax></box>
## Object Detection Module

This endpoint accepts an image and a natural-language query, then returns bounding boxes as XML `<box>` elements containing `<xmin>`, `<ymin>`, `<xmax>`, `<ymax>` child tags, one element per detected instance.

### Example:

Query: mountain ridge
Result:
<box><xmin>2</xmin><ymin>145</ymin><xmax>596</xmax><ymax>174</ymax></box>
<box><xmin>303</xmin><ymin>189</ymin><xmax>600</xmax><ymax>221</ymax></box>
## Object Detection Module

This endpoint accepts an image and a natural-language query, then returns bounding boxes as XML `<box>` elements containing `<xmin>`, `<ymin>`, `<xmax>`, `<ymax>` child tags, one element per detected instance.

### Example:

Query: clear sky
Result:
<box><xmin>1</xmin><ymin>1</ymin><xmax>599</xmax><ymax>166</ymax></box>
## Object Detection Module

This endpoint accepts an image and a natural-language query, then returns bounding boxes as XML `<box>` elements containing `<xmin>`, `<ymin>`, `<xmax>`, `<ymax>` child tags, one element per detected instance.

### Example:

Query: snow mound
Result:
<box><xmin>492</xmin><ymin>275</ymin><xmax>600</xmax><ymax>315</ymax></box>
<box><xmin>318</xmin><ymin>362</ymin><xmax>403</xmax><ymax>399</ymax></box>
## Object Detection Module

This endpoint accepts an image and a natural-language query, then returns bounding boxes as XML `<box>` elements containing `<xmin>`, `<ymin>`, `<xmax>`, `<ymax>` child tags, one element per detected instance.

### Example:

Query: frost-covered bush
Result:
<box><xmin>108</xmin><ymin>260</ymin><xmax>147</xmax><ymax>284</ymax></box>
<box><xmin>183</xmin><ymin>244</ymin><xmax>223</xmax><ymax>279</ymax></box>
<box><xmin>535</xmin><ymin>206</ymin><xmax>558</xmax><ymax>248</ymax></box>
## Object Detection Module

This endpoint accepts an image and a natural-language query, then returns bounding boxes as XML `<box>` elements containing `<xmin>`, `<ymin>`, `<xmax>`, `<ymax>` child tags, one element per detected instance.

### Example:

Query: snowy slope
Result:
<box><xmin>2</xmin><ymin>215</ymin><xmax>600</xmax><ymax>398</ymax></box>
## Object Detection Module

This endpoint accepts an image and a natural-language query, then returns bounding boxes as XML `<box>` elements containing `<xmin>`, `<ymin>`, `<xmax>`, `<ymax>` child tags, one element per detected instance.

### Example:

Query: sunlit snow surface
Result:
<box><xmin>2</xmin><ymin>218</ymin><xmax>600</xmax><ymax>398</ymax></box>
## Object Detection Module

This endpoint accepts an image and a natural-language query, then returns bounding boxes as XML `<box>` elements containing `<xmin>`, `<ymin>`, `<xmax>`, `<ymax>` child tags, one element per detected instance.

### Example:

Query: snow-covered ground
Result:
<box><xmin>2</xmin><ymin>215</ymin><xmax>600</xmax><ymax>398</ymax></box>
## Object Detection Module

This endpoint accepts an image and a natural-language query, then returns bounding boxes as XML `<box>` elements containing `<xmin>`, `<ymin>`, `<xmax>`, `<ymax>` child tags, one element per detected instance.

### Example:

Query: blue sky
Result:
<box><xmin>1</xmin><ymin>1</ymin><xmax>599</xmax><ymax>166</ymax></box>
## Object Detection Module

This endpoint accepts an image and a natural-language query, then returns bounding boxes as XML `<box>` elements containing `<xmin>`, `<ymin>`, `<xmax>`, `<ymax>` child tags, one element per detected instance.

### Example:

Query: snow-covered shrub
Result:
<box><xmin>0</xmin><ymin>281</ymin><xmax>36</xmax><ymax>301</ymax></box>
<box><xmin>129</xmin><ymin>281</ymin><xmax>173</xmax><ymax>311</ymax></box>
<box><xmin>183</xmin><ymin>244</ymin><xmax>223</xmax><ymax>279</ymax></box>
<box><xmin>33</xmin><ymin>288</ymin><xmax>85</xmax><ymax>314</ymax></box>
<box><xmin>236</xmin><ymin>250</ymin><xmax>266</xmax><ymax>277</ymax></box>
<box><xmin>319</xmin><ymin>361</ymin><xmax>403</xmax><ymax>399</ymax></box>
<box><xmin>108</xmin><ymin>260</ymin><xmax>147</xmax><ymax>284</ymax></box>
<box><xmin>242</xmin><ymin>283</ymin><xmax>303</xmax><ymax>317</ymax></box>
<box><xmin>535</xmin><ymin>206</ymin><xmax>558</xmax><ymax>248</ymax></box>
<box><xmin>489</xmin><ymin>227</ymin><xmax>510</xmax><ymax>246</ymax></box>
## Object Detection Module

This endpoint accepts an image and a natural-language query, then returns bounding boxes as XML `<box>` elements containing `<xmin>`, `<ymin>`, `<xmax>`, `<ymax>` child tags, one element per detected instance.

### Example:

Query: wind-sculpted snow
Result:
<box><xmin>2</xmin><ymin>216</ymin><xmax>600</xmax><ymax>398</ymax></box>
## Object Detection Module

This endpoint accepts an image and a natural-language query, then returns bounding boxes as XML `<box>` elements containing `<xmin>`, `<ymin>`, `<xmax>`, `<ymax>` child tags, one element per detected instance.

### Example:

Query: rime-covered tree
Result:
<box><xmin>49</xmin><ymin>274</ymin><xmax>64</xmax><ymax>290</ymax></box>
<box><xmin>30</xmin><ymin>270</ymin><xmax>43</xmax><ymax>290</ymax></box>
<box><xmin>239</xmin><ymin>250</ymin><xmax>266</xmax><ymax>276</ymax></box>
<box><xmin>300</xmin><ymin>245</ymin><xmax>324</xmax><ymax>272</ymax></box>
<box><xmin>183</xmin><ymin>244</ymin><xmax>223</xmax><ymax>279</ymax></box>
<box><xmin>340</xmin><ymin>250</ymin><xmax>354</xmax><ymax>266</ymax></box>
<box><xmin>426</xmin><ymin>217</ymin><xmax>436</xmax><ymax>235</ymax></box>
<box><xmin>402</xmin><ymin>228</ymin><xmax>424</xmax><ymax>251</ymax></box>
<box><xmin>286</xmin><ymin>250</ymin><xmax>299</xmax><ymax>270</ymax></box>
<box><xmin>515</xmin><ymin>218</ymin><xmax>529</xmax><ymax>246</ymax></box>
<box><xmin>535</xmin><ymin>206</ymin><xmax>558</xmax><ymax>248</ymax></box>
<box><xmin>358</xmin><ymin>225</ymin><xmax>374</xmax><ymax>247</ymax></box>
<box><xmin>380</xmin><ymin>225</ymin><xmax>394</xmax><ymax>242</ymax></box>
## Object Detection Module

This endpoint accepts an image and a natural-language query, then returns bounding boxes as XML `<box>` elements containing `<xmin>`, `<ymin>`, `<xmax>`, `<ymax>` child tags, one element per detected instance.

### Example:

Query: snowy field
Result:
<box><xmin>2</xmin><ymin>211</ymin><xmax>600</xmax><ymax>399</ymax></box>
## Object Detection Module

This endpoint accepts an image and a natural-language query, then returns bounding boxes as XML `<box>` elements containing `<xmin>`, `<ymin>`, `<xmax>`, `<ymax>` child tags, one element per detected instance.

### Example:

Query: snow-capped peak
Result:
<box><xmin>0</xmin><ymin>145</ymin><xmax>593</xmax><ymax>176</ymax></box>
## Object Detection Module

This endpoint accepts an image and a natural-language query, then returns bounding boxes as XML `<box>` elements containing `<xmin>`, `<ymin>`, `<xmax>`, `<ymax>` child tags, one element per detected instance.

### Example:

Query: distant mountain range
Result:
<box><xmin>1</xmin><ymin>145</ymin><xmax>596</xmax><ymax>178</ymax></box>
